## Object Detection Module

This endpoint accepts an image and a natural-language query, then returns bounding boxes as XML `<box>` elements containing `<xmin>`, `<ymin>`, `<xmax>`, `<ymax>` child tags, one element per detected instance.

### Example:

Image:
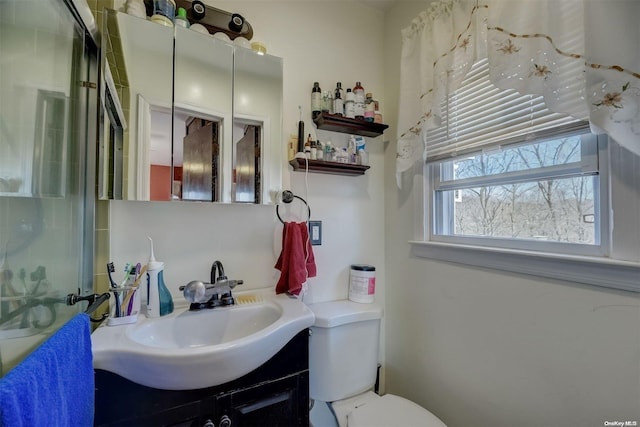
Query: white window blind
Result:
<box><xmin>425</xmin><ymin>58</ymin><xmax>587</xmax><ymax>162</ymax></box>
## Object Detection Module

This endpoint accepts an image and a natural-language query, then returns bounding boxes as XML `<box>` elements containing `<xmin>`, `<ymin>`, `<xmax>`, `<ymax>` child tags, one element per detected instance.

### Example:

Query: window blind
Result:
<box><xmin>425</xmin><ymin>58</ymin><xmax>587</xmax><ymax>163</ymax></box>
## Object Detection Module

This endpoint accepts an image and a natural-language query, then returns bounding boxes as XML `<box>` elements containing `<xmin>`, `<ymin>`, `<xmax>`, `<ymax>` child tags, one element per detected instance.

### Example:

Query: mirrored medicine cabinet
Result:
<box><xmin>99</xmin><ymin>9</ymin><xmax>283</xmax><ymax>204</ymax></box>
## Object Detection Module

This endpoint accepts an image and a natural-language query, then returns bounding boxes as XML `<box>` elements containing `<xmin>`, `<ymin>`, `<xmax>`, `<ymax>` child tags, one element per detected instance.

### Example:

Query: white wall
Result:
<box><xmin>383</xmin><ymin>2</ymin><xmax>640</xmax><ymax>426</ymax></box>
<box><xmin>110</xmin><ymin>2</ymin><xmax>386</xmax><ymax>306</ymax></box>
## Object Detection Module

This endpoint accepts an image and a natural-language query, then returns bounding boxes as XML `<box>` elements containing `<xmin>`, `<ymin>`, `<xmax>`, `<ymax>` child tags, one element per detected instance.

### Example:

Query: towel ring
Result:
<box><xmin>276</xmin><ymin>190</ymin><xmax>310</xmax><ymax>224</ymax></box>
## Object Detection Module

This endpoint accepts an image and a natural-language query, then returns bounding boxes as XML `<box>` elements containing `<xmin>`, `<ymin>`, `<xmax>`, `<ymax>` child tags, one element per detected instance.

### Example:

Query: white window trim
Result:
<box><xmin>410</xmin><ymin>241</ymin><xmax>640</xmax><ymax>293</ymax></box>
<box><xmin>412</xmin><ymin>137</ymin><xmax>640</xmax><ymax>293</ymax></box>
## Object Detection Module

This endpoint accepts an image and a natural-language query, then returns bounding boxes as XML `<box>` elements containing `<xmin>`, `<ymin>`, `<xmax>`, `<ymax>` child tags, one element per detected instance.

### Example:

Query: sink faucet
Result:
<box><xmin>180</xmin><ymin>261</ymin><xmax>243</xmax><ymax>310</ymax></box>
<box><xmin>210</xmin><ymin>260</ymin><xmax>225</xmax><ymax>284</ymax></box>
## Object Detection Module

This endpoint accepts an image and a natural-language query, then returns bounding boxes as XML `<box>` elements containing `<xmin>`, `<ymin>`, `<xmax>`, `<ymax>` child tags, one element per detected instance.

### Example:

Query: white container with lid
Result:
<box><xmin>349</xmin><ymin>264</ymin><xmax>376</xmax><ymax>304</ymax></box>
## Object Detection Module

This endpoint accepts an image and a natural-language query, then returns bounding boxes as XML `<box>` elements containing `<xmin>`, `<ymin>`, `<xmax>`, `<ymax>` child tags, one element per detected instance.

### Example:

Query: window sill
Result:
<box><xmin>410</xmin><ymin>241</ymin><xmax>640</xmax><ymax>293</ymax></box>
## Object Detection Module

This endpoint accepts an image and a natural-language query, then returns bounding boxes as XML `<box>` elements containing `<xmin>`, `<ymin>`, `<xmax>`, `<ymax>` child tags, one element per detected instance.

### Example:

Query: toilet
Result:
<box><xmin>308</xmin><ymin>299</ymin><xmax>446</xmax><ymax>427</ymax></box>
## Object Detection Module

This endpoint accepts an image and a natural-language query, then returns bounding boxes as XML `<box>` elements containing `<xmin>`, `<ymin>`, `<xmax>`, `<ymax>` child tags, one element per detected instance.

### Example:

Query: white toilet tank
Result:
<box><xmin>308</xmin><ymin>300</ymin><xmax>383</xmax><ymax>402</ymax></box>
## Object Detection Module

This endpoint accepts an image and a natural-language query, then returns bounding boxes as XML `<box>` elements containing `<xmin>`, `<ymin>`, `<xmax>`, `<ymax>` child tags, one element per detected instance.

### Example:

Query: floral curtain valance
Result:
<box><xmin>396</xmin><ymin>0</ymin><xmax>640</xmax><ymax>186</ymax></box>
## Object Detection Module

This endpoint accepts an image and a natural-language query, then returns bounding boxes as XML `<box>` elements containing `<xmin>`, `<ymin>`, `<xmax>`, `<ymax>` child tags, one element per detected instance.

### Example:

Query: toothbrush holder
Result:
<box><xmin>107</xmin><ymin>286</ymin><xmax>140</xmax><ymax>326</ymax></box>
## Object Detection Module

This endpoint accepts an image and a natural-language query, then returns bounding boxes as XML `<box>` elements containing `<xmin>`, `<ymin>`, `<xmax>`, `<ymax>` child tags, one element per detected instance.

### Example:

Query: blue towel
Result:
<box><xmin>0</xmin><ymin>313</ymin><xmax>94</xmax><ymax>427</ymax></box>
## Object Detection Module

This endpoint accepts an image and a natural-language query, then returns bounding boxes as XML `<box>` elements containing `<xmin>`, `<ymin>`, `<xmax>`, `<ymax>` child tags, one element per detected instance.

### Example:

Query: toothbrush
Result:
<box><xmin>125</xmin><ymin>289</ymin><xmax>136</xmax><ymax>316</ymax></box>
<box><xmin>118</xmin><ymin>263</ymin><xmax>132</xmax><ymax>288</ymax></box>
<box><xmin>106</xmin><ymin>262</ymin><xmax>120</xmax><ymax>317</ymax></box>
<box><xmin>134</xmin><ymin>263</ymin><xmax>142</xmax><ymax>284</ymax></box>
<box><xmin>132</xmin><ymin>265</ymin><xmax>147</xmax><ymax>288</ymax></box>
<box><xmin>122</xmin><ymin>265</ymin><xmax>146</xmax><ymax>316</ymax></box>
<box><xmin>107</xmin><ymin>262</ymin><xmax>118</xmax><ymax>288</ymax></box>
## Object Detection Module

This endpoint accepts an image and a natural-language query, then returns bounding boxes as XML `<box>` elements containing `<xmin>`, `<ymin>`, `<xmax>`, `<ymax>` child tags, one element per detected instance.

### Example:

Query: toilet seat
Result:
<box><xmin>331</xmin><ymin>392</ymin><xmax>447</xmax><ymax>427</ymax></box>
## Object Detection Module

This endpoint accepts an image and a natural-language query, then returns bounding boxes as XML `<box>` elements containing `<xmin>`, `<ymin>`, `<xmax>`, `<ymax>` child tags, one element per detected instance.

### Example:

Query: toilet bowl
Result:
<box><xmin>330</xmin><ymin>391</ymin><xmax>446</xmax><ymax>427</ymax></box>
<box><xmin>308</xmin><ymin>300</ymin><xmax>446</xmax><ymax>427</ymax></box>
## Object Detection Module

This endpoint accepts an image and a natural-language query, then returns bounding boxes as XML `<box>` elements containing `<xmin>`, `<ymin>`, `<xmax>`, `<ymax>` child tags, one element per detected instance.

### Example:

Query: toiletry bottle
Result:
<box><xmin>333</xmin><ymin>83</ymin><xmax>344</xmax><ymax>116</ymax></box>
<box><xmin>335</xmin><ymin>82</ymin><xmax>345</xmax><ymax>104</ymax></box>
<box><xmin>344</xmin><ymin>88</ymin><xmax>355</xmax><ymax>118</ymax></box>
<box><xmin>353</xmin><ymin>81</ymin><xmax>365</xmax><ymax>120</ymax></box>
<box><xmin>151</xmin><ymin>0</ymin><xmax>176</xmax><ymax>27</ymax></box>
<box><xmin>146</xmin><ymin>237</ymin><xmax>174</xmax><ymax>318</ymax></box>
<box><xmin>364</xmin><ymin>93</ymin><xmax>375</xmax><ymax>122</ymax></box>
<box><xmin>311</xmin><ymin>82</ymin><xmax>322</xmax><ymax>120</ymax></box>
<box><xmin>347</xmin><ymin>136</ymin><xmax>357</xmax><ymax>163</ymax></box>
<box><xmin>175</xmin><ymin>7</ymin><xmax>190</xmax><ymax>28</ymax></box>
<box><xmin>304</xmin><ymin>134</ymin><xmax>312</xmax><ymax>159</ymax></box>
<box><xmin>324</xmin><ymin>141</ymin><xmax>333</xmax><ymax>161</ymax></box>
<box><xmin>288</xmin><ymin>134</ymin><xmax>297</xmax><ymax>160</ymax></box>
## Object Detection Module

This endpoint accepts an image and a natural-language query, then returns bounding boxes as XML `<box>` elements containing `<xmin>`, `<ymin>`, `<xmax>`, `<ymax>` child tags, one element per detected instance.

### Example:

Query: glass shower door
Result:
<box><xmin>0</xmin><ymin>0</ymin><xmax>94</xmax><ymax>375</ymax></box>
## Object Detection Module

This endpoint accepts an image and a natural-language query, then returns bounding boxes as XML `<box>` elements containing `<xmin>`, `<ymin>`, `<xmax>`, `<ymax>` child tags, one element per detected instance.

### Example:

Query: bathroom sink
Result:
<box><xmin>91</xmin><ymin>289</ymin><xmax>314</xmax><ymax>390</ymax></box>
<box><xmin>126</xmin><ymin>302</ymin><xmax>281</xmax><ymax>349</ymax></box>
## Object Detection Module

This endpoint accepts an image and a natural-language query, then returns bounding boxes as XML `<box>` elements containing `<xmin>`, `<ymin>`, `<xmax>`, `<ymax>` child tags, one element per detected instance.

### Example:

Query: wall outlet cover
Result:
<box><xmin>308</xmin><ymin>220</ymin><xmax>322</xmax><ymax>246</ymax></box>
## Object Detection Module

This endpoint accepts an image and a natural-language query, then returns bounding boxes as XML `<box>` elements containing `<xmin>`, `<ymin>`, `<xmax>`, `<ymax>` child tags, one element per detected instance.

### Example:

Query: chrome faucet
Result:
<box><xmin>210</xmin><ymin>260</ymin><xmax>225</xmax><ymax>284</ymax></box>
<box><xmin>180</xmin><ymin>261</ymin><xmax>243</xmax><ymax>310</ymax></box>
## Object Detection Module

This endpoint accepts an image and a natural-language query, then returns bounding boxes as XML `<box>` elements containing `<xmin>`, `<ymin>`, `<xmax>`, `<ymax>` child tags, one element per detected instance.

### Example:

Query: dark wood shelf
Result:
<box><xmin>289</xmin><ymin>158</ymin><xmax>370</xmax><ymax>176</ymax></box>
<box><xmin>313</xmin><ymin>112</ymin><xmax>388</xmax><ymax>137</ymax></box>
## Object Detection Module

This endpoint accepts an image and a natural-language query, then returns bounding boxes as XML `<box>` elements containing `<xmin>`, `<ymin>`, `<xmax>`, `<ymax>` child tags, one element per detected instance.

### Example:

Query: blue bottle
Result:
<box><xmin>146</xmin><ymin>237</ymin><xmax>174</xmax><ymax>317</ymax></box>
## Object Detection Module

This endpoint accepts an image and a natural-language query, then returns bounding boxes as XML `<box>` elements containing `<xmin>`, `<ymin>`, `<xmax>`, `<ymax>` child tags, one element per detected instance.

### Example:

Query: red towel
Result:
<box><xmin>275</xmin><ymin>222</ymin><xmax>317</xmax><ymax>295</ymax></box>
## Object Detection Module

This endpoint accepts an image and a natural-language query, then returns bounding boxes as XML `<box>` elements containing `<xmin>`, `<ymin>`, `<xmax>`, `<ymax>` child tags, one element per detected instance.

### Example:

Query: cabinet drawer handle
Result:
<box><xmin>237</xmin><ymin>391</ymin><xmax>291</xmax><ymax>414</ymax></box>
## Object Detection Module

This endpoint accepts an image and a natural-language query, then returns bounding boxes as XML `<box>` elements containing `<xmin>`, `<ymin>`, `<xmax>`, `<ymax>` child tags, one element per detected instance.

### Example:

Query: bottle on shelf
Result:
<box><xmin>336</xmin><ymin>83</ymin><xmax>344</xmax><ymax>106</ymax></box>
<box><xmin>333</xmin><ymin>84</ymin><xmax>344</xmax><ymax>116</ymax></box>
<box><xmin>324</xmin><ymin>141</ymin><xmax>333</xmax><ymax>161</ymax></box>
<box><xmin>310</xmin><ymin>140</ymin><xmax>317</xmax><ymax>160</ymax></box>
<box><xmin>347</xmin><ymin>136</ymin><xmax>357</xmax><ymax>164</ymax></box>
<box><xmin>174</xmin><ymin>7</ymin><xmax>190</xmax><ymax>27</ymax></box>
<box><xmin>288</xmin><ymin>134</ymin><xmax>297</xmax><ymax>160</ymax></box>
<box><xmin>304</xmin><ymin>134</ymin><xmax>312</xmax><ymax>158</ymax></box>
<box><xmin>353</xmin><ymin>81</ymin><xmax>365</xmax><ymax>120</ymax></box>
<box><xmin>311</xmin><ymin>82</ymin><xmax>322</xmax><ymax>120</ymax></box>
<box><xmin>151</xmin><ymin>0</ymin><xmax>176</xmax><ymax>27</ymax></box>
<box><xmin>322</xmin><ymin>91</ymin><xmax>333</xmax><ymax>114</ymax></box>
<box><xmin>364</xmin><ymin>92</ymin><xmax>375</xmax><ymax>122</ymax></box>
<box><xmin>344</xmin><ymin>88</ymin><xmax>355</xmax><ymax>119</ymax></box>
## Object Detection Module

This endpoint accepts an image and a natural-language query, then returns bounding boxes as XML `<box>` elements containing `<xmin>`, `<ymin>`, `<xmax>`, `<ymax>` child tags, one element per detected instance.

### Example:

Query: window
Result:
<box><xmin>413</xmin><ymin>60</ymin><xmax>640</xmax><ymax>292</ymax></box>
<box><xmin>431</xmin><ymin>130</ymin><xmax>607</xmax><ymax>257</ymax></box>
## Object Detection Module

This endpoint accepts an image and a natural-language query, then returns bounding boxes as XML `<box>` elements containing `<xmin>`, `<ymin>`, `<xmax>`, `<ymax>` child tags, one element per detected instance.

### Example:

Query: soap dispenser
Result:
<box><xmin>146</xmin><ymin>236</ymin><xmax>174</xmax><ymax>318</ymax></box>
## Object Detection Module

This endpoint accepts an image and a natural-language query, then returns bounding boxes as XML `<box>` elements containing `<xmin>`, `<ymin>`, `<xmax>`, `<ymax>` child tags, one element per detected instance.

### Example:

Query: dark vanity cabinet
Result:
<box><xmin>94</xmin><ymin>329</ymin><xmax>310</xmax><ymax>427</ymax></box>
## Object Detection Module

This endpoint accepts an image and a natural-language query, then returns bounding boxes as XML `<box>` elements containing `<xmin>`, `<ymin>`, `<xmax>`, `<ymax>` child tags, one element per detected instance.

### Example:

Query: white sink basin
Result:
<box><xmin>91</xmin><ymin>289</ymin><xmax>314</xmax><ymax>390</ymax></box>
<box><xmin>127</xmin><ymin>302</ymin><xmax>281</xmax><ymax>349</ymax></box>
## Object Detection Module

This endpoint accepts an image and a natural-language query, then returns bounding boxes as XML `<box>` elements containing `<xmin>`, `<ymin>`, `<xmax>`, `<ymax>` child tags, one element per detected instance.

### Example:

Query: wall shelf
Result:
<box><xmin>289</xmin><ymin>158</ymin><xmax>370</xmax><ymax>176</ymax></box>
<box><xmin>313</xmin><ymin>112</ymin><xmax>388</xmax><ymax>137</ymax></box>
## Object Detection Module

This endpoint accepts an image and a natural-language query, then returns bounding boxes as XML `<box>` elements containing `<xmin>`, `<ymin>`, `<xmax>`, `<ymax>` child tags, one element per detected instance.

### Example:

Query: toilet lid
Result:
<box><xmin>348</xmin><ymin>394</ymin><xmax>447</xmax><ymax>427</ymax></box>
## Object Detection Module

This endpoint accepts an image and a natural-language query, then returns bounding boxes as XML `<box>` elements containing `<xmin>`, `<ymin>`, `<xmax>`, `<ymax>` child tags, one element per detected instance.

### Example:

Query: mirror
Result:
<box><xmin>174</xmin><ymin>25</ymin><xmax>233</xmax><ymax>202</ymax></box>
<box><xmin>233</xmin><ymin>48</ymin><xmax>283</xmax><ymax>204</ymax></box>
<box><xmin>99</xmin><ymin>9</ymin><xmax>283</xmax><ymax>204</ymax></box>
<box><xmin>99</xmin><ymin>9</ymin><xmax>174</xmax><ymax>201</ymax></box>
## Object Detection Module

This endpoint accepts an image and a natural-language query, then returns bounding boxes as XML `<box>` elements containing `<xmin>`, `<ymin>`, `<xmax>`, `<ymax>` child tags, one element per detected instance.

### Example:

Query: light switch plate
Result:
<box><xmin>308</xmin><ymin>220</ymin><xmax>322</xmax><ymax>246</ymax></box>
